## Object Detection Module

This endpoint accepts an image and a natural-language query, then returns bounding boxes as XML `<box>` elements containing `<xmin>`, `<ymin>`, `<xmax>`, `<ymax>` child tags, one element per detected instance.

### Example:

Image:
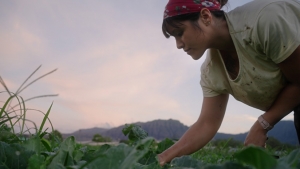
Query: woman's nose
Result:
<box><xmin>176</xmin><ymin>38</ymin><xmax>184</xmax><ymax>49</ymax></box>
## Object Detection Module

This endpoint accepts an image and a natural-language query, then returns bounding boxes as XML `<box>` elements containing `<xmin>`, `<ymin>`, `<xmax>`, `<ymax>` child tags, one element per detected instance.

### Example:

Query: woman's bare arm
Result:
<box><xmin>245</xmin><ymin>45</ymin><xmax>300</xmax><ymax>146</ymax></box>
<box><xmin>158</xmin><ymin>94</ymin><xmax>229</xmax><ymax>166</ymax></box>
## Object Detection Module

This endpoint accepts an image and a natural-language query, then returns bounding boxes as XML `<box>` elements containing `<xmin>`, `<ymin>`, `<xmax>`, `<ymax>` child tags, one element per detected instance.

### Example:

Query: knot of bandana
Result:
<box><xmin>164</xmin><ymin>0</ymin><xmax>221</xmax><ymax>19</ymax></box>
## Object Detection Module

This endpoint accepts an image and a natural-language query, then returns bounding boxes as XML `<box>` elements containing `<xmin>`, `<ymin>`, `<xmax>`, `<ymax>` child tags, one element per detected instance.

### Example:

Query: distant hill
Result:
<box><xmin>63</xmin><ymin>119</ymin><xmax>188</xmax><ymax>141</ymax></box>
<box><xmin>104</xmin><ymin>119</ymin><xmax>189</xmax><ymax>141</ymax></box>
<box><xmin>62</xmin><ymin>119</ymin><xmax>299</xmax><ymax>146</ymax></box>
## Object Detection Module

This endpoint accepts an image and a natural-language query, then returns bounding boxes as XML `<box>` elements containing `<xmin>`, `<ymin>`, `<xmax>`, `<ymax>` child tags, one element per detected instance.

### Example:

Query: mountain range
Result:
<box><xmin>62</xmin><ymin>119</ymin><xmax>299</xmax><ymax>146</ymax></box>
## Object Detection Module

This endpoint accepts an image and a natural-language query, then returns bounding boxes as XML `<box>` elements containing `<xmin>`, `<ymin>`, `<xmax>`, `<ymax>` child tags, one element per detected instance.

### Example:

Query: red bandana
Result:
<box><xmin>164</xmin><ymin>0</ymin><xmax>221</xmax><ymax>19</ymax></box>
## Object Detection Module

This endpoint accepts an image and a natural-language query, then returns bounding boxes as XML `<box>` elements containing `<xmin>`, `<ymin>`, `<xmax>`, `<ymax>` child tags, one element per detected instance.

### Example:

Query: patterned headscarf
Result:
<box><xmin>164</xmin><ymin>0</ymin><xmax>221</xmax><ymax>19</ymax></box>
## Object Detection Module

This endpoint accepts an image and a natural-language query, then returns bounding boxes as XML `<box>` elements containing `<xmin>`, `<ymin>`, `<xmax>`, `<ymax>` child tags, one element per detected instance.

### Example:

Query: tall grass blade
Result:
<box><xmin>0</xmin><ymin>95</ymin><xmax>17</xmax><ymax>133</ymax></box>
<box><xmin>17</xmin><ymin>68</ymin><xmax>57</xmax><ymax>95</ymax></box>
<box><xmin>12</xmin><ymin>108</ymin><xmax>55</xmax><ymax>134</ymax></box>
<box><xmin>38</xmin><ymin>102</ymin><xmax>53</xmax><ymax>136</ymax></box>
<box><xmin>20</xmin><ymin>96</ymin><xmax>27</xmax><ymax>134</ymax></box>
<box><xmin>24</xmin><ymin>94</ymin><xmax>59</xmax><ymax>102</ymax></box>
<box><xmin>23</xmin><ymin>128</ymin><xmax>36</xmax><ymax>135</ymax></box>
<box><xmin>7</xmin><ymin>94</ymin><xmax>58</xmax><ymax>113</ymax></box>
<box><xmin>9</xmin><ymin>94</ymin><xmax>24</xmax><ymax>133</ymax></box>
<box><xmin>15</xmin><ymin>65</ymin><xmax>42</xmax><ymax>95</ymax></box>
<box><xmin>0</xmin><ymin>76</ymin><xmax>11</xmax><ymax>96</ymax></box>
<box><xmin>28</xmin><ymin>108</ymin><xmax>55</xmax><ymax>132</ymax></box>
<box><xmin>14</xmin><ymin>118</ymin><xmax>38</xmax><ymax>135</ymax></box>
<box><xmin>0</xmin><ymin>116</ymin><xmax>16</xmax><ymax>126</ymax></box>
<box><xmin>21</xmin><ymin>119</ymin><xmax>38</xmax><ymax>135</ymax></box>
<box><xmin>0</xmin><ymin>95</ymin><xmax>15</xmax><ymax>118</ymax></box>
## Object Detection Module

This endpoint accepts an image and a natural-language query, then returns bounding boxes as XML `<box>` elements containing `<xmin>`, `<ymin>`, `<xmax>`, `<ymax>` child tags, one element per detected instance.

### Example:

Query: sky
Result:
<box><xmin>0</xmin><ymin>0</ymin><xmax>294</xmax><ymax>134</ymax></box>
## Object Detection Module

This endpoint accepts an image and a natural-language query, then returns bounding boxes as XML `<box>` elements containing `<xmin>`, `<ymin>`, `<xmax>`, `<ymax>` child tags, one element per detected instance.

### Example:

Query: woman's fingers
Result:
<box><xmin>157</xmin><ymin>154</ymin><xmax>166</xmax><ymax>166</ymax></box>
<box><xmin>244</xmin><ymin>121</ymin><xmax>268</xmax><ymax>147</ymax></box>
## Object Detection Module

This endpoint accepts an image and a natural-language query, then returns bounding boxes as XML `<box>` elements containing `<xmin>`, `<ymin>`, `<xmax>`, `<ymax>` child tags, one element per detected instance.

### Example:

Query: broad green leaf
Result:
<box><xmin>27</xmin><ymin>154</ymin><xmax>46</xmax><ymax>169</ymax></box>
<box><xmin>81</xmin><ymin>138</ymin><xmax>154</xmax><ymax>169</ymax></box>
<box><xmin>73</xmin><ymin>149</ymin><xmax>84</xmax><ymax>163</ymax></box>
<box><xmin>53</xmin><ymin>164</ymin><xmax>67</xmax><ymax>169</ymax></box>
<box><xmin>81</xmin><ymin>144</ymin><xmax>111</xmax><ymax>161</ymax></box>
<box><xmin>121</xmin><ymin>138</ymin><xmax>154</xmax><ymax>169</ymax></box>
<box><xmin>0</xmin><ymin>131</ymin><xmax>20</xmax><ymax>144</ymax></box>
<box><xmin>202</xmin><ymin>162</ymin><xmax>252</xmax><ymax>169</ymax></box>
<box><xmin>171</xmin><ymin>155</ymin><xmax>203</xmax><ymax>168</ymax></box>
<box><xmin>0</xmin><ymin>141</ymin><xmax>34</xmax><ymax>169</ymax></box>
<box><xmin>156</xmin><ymin>138</ymin><xmax>175</xmax><ymax>154</ymax></box>
<box><xmin>47</xmin><ymin>136</ymin><xmax>76</xmax><ymax>168</ymax></box>
<box><xmin>276</xmin><ymin>148</ymin><xmax>300</xmax><ymax>169</ymax></box>
<box><xmin>131</xmin><ymin>162</ymin><xmax>163</xmax><ymax>169</ymax></box>
<box><xmin>138</xmin><ymin>151</ymin><xmax>157</xmax><ymax>165</ymax></box>
<box><xmin>234</xmin><ymin>146</ymin><xmax>277</xmax><ymax>169</ymax></box>
<box><xmin>80</xmin><ymin>143</ymin><xmax>132</xmax><ymax>168</ymax></box>
<box><xmin>22</xmin><ymin>136</ymin><xmax>42</xmax><ymax>154</ymax></box>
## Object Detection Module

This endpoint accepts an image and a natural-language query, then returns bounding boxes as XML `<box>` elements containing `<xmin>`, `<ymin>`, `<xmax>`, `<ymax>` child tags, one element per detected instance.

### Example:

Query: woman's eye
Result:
<box><xmin>170</xmin><ymin>29</ymin><xmax>183</xmax><ymax>37</ymax></box>
<box><xmin>176</xmin><ymin>32</ymin><xmax>183</xmax><ymax>37</ymax></box>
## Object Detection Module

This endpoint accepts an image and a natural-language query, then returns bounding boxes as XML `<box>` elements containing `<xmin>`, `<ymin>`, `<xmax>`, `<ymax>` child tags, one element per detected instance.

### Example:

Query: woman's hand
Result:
<box><xmin>157</xmin><ymin>153</ymin><xmax>167</xmax><ymax>166</ymax></box>
<box><xmin>244</xmin><ymin>120</ymin><xmax>268</xmax><ymax>147</ymax></box>
<box><xmin>156</xmin><ymin>142</ymin><xmax>181</xmax><ymax>166</ymax></box>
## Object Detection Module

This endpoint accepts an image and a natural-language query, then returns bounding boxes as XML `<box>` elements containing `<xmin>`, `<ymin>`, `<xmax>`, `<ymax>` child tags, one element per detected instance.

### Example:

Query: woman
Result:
<box><xmin>158</xmin><ymin>0</ymin><xmax>300</xmax><ymax>166</ymax></box>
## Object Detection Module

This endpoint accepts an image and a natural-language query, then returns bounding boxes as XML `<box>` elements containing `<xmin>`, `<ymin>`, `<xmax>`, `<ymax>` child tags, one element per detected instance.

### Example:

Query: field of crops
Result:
<box><xmin>1</xmin><ymin>68</ymin><xmax>300</xmax><ymax>169</ymax></box>
<box><xmin>1</xmin><ymin>118</ymin><xmax>300</xmax><ymax>169</ymax></box>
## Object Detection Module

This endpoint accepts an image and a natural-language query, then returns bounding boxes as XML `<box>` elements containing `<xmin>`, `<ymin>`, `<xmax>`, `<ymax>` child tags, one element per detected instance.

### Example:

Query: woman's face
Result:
<box><xmin>166</xmin><ymin>19</ymin><xmax>212</xmax><ymax>60</ymax></box>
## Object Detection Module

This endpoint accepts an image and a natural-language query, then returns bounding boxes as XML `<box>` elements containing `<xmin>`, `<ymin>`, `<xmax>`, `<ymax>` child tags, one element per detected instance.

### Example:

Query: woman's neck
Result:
<box><xmin>213</xmin><ymin>19</ymin><xmax>239</xmax><ymax>79</ymax></box>
<box><xmin>211</xmin><ymin>18</ymin><xmax>235</xmax><ymax>53</ymax></box>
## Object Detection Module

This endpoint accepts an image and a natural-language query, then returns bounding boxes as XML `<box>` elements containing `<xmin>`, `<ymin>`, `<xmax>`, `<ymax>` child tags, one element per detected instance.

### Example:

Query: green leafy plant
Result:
<box><xmin>122</xmin><ymin>124</ymin><xmax>148</xmax><ymax>144</ymax></box>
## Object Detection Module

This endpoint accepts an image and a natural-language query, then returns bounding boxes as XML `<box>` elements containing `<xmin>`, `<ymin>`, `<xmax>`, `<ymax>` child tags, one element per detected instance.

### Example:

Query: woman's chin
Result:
<box><xmin>190</xmin><ymin>54</ymin><xmax>202</xmax><ymax>60</ymax></box>
<box><xmin>190</xmin><ymin>51</ymin><xmax>205</xmax><ymax>60</ymax></box>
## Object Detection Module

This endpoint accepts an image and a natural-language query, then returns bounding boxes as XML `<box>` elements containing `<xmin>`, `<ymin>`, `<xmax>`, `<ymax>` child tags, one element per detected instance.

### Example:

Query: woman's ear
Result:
<box><xmin>200</xmin><ymin>8</ymin><xmax>212</xmax><ymax>26</ymax></box>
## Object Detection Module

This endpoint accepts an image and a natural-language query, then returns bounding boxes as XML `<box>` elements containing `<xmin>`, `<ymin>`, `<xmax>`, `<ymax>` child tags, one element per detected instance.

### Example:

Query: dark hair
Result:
<box><xmin>162</xmin><ymin>0</ymin><xmax>228</xmax><ymax>38</ymax></box>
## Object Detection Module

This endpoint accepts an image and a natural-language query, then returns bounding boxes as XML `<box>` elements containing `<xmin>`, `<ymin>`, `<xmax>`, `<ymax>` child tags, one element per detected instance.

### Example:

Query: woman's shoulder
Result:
<box><xmin>227</xmin><ymin>0</ymin><xmax>299</xmax><ymax>15</ymax></box>
<box><xmin>226</xmin><ymin>0</ymin><xmax>300</xmax><ymax>33</ymax></box>
<box><xmin>250</xmin><ymin>0</ymin><xmax>300</xmax><ymax>63</ymax></box>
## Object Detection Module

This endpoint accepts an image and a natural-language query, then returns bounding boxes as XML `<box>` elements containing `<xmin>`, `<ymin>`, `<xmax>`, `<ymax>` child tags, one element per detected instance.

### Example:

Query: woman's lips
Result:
<box><xmin>184</xmin><ymin>49</ymin><xmax>191</xmax><ymax>54</ymax></box>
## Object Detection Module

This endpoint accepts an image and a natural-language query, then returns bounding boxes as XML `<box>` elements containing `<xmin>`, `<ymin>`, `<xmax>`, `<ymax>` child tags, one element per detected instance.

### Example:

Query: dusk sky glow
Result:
<box><xmin>0</xmin><ymin>0</ymin><xmax>294</xmax><ymax>134</ymax></box>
